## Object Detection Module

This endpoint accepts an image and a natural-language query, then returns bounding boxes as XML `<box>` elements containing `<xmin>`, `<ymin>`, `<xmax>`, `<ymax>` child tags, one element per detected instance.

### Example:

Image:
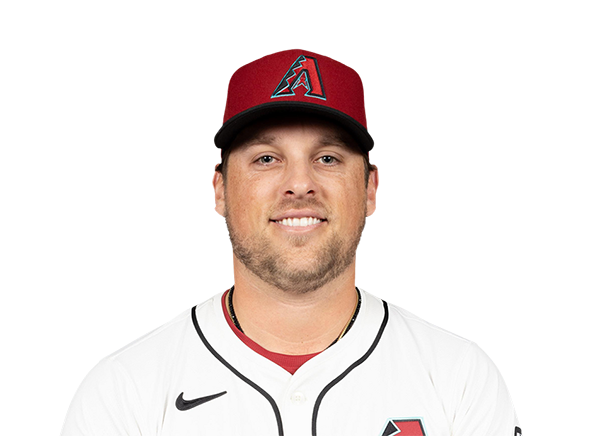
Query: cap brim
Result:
<box><xmin>214</xmin><ymin>102</ymin><xmax>374</xmax><ymax>153</ymax></box>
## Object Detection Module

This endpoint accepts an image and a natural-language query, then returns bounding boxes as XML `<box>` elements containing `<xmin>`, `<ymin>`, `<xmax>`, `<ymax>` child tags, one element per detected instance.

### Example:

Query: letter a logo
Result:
<box><xmin>271</xmin><ymin>55</ymin><xmax>326</xmax><ymax>100</ymax></box>
<box><xmin>379</xmin><ymin>419</ymin><xmax>427</xmax><ymax>436</ymax></box>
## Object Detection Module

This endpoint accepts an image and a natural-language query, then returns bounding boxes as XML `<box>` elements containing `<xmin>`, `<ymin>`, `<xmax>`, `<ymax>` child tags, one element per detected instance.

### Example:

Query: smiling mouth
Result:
<box><xmin>273</xmin><ymin>217</ymin><xmax>324</xmax><ymax>227</ymax></box>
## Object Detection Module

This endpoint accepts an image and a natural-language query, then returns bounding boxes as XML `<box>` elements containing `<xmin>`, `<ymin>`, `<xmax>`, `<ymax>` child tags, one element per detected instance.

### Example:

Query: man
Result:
<box><xmin>61</xmin><ymin>49</ymin><xmax>520</xmax><ymax>436</ymax></box>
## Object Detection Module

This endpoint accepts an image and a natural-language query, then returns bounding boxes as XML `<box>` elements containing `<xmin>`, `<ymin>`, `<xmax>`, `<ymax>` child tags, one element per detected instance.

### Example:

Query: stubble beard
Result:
<box><xmin>224</xmin><ymin>203</ymin><xmax>367</xmax><ymax>295</ymax></box>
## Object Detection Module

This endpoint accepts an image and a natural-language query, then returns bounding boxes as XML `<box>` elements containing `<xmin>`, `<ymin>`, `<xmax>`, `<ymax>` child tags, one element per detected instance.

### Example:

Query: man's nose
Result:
<box><xmin>282</xmin><ymin>161</ymin><xmax>317</xmax><ymax>198</ymax></box>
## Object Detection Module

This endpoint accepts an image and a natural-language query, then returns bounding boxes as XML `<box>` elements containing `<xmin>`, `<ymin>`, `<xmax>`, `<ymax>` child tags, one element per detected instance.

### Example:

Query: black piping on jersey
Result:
<box><xmin>311</xmin><ymin>300</ymin><xmax>389</xmax><ymax>436</ymax></box>
<box><xmin>191</xmin><ymin>307</ymin><xmax>284</xmax><ymax>436</ymax></box>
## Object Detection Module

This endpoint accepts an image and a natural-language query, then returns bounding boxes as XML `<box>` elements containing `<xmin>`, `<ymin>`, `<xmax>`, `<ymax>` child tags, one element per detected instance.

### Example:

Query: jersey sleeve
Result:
<box><xmin>450</xmin><ymin>342</ymin><xmax>520</xmax><ymax>436</ymax></box>
<box><xmin>61</xmin><ymin>357</ymin><xmax>145</xmax><ymax>436</ymax></box>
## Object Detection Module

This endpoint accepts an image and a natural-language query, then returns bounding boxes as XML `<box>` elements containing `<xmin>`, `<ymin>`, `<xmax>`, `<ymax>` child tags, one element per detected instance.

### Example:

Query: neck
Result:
<box><xmin>230</xmin><ymin>257</ymin><xmax>359</xmax><ymax>355</ymax></box>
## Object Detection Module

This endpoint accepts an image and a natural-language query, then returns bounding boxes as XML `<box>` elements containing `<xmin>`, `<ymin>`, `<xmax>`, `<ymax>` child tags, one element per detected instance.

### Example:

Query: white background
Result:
<box><xmin>0</xmin><ymin>5</ymin><xmax>600</xmax><ymax>436</ymax></box>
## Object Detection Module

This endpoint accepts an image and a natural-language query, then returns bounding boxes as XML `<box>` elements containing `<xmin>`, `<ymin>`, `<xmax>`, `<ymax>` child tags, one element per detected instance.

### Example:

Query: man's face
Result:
<box><xmin>213</xmin><ymin>115</ymin><xmax>378</xmax><ymax>294</ymax></box>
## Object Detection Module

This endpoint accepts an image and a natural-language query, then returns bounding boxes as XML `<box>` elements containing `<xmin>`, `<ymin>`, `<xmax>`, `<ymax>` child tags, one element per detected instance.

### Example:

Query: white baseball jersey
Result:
<box><xmin>61</xmin><ymin>289</ymin><xmax>520</xmax><ymax>436</ymax></box>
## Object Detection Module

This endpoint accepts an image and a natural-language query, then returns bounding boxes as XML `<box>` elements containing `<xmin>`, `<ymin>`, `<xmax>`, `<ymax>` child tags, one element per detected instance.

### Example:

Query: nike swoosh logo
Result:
<box><xmin>176</xmin><ymin>391</ymin><xmax>227</xmax><ymax>411</ymax></box>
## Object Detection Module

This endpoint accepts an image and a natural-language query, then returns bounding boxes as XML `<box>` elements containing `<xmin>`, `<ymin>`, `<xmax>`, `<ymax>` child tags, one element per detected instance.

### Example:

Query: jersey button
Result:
<box><xmin>291</xmin><ymin>391</ymin><xmax>306</xmax><ymax>404</ymax></box>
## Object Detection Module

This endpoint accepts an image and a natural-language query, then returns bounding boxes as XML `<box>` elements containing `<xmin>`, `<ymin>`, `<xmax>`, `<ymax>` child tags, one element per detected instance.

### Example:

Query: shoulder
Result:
<box><xmin>362</xmin><ymin>291</ymin><xmax>519</xmax><ymax>432</ymax></box>
<box><xmin>362</xmin><ymin>290</ymin><xmax>494</xmax><ymax>379</ymax></box>
<box><xmin>106</xmin><ymin>307</ymin><xmax>192</xmax><ymax>363</ymax></box>
<box><xmin>386</xmin><ymin>301</ymin><xmax>473</xmax><ymax>350</ymax></box>
<box><xmin>75</xmin><ymin>305</ymin><xmax>194</xmax><ymax>391</ymax></box>
<box><xmin>385</xmin><ymin>300</ymin><xmax>499</xmax><ymax>369</ymax></box>
<box><xmin>78</xmin><ymin>293</ymin><xmax>223</xmax><ymax>398</ymax></box>
<box><xmin>61</xmin><ymin>294</ymin><xmax>224</xmax><ymax>435</ymax></box>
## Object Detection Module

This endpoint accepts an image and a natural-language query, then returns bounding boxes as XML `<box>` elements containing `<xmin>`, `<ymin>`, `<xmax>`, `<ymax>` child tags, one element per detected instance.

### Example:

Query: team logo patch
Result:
<box><xmin>271</xmin><ymin>55</ymin><xmax>326</xmax><ymax>100</ymax></box>
<box><xmin>379</xmin><ymin>418</ymin><xmax>427</xmax><ymax>436</ymax></box>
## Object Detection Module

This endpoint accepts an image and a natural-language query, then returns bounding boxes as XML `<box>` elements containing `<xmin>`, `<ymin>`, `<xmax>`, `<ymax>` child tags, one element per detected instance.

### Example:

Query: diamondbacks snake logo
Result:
<box><xmin>272</xmin><ymin>55</ymin><xmax>326</xmax><ymax>100</ymax></box>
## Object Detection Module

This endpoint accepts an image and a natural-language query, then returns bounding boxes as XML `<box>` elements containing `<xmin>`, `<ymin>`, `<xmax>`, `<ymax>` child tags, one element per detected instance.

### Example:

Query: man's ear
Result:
<box><xmin>213</xmin><ymin>165</ymin><xmax>226</xmax><ymax>217</ymax></box>
<box><xmin>366</xmin><ymin>165</ymin><xmax>378</xmax><ymax>217</ymax></box>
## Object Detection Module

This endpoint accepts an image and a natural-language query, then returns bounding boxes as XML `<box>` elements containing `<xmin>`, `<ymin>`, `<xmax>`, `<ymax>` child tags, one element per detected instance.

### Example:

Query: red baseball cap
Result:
<box><xmin>214</xmin><ymin>49</ymin><xmax>374</xmax><ymax>153</ymax></box>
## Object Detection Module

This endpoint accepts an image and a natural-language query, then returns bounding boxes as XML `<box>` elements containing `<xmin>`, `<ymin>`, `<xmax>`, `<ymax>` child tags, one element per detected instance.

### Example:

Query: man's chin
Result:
<box><xmin>228</xmin><ymin>222</ymin><xmax>362</xmax><ymax>294</ymax></box>
<box><xmin>246</xmin><ymin>250</ymin><xmax>350</xmax><ymax>294</ymax></box>
<box><xmin>258</xmin><ymin>269</ymin><xmax>340</xmax><ymax>295</ymax></box>
<box><xmin>283</xmin><ymin>234</ymin><xmax>311</xmax><ymax>248</ymax></box>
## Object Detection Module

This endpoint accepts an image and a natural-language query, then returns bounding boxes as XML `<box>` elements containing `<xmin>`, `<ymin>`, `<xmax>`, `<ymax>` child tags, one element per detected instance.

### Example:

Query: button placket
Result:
<box><xmin>290</xmin><ymin>391</ymin><xmax>306</xmax><ymax>404</ymax></box>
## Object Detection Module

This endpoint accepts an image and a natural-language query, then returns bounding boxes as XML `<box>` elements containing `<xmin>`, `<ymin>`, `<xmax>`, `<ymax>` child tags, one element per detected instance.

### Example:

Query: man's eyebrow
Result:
<box><xmin>317</xmin><ymin>133</ymin><xmax>357</xmax><ymax>149</ymax></box>
<box><xmin>234</xmin><ymin>134</ymin><xmax>277</xmax><ymax>149</ymax></box>
<box><xmin>232</xmin><ymin>132</ymin><xmax>358</xmax><ymax>150</ymax></box>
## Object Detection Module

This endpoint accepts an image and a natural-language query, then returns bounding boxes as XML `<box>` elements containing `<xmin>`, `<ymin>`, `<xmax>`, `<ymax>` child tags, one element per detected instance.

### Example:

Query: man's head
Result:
<box><xmin>213</xmin><ymin>50</ymin><xmax>377</xmax><ymax>294</ymax></box>
<box><xmin>213</xmin><ymin>114</ymin><xmax>377</xmax><ymax>294</ymax></box>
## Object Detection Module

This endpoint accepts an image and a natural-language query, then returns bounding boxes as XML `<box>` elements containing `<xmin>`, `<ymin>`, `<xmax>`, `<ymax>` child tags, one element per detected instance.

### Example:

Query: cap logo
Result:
<box><xmin>271</xmin><ymin>55</ymin><xmax>326</xmax><ymax>100</ymax></box>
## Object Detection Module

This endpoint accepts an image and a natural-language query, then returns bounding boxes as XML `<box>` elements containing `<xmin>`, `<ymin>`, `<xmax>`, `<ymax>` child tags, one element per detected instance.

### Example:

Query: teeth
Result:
<box><xmin>277</xmin><ymin>217</ymin><xmax>323</xmax><ymax>227</ymax></box>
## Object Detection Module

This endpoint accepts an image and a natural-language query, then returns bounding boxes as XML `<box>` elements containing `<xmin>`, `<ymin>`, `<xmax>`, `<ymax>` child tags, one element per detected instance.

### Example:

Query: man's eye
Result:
<box><xmin>257</xmin><ymin>156</ymin><xmax>275</xmax><ymax>164</ymax></box>
<box><xmin>318</xmin><ymin>156</ymin><xmax>337</xmax><ymax>165</ymax></box>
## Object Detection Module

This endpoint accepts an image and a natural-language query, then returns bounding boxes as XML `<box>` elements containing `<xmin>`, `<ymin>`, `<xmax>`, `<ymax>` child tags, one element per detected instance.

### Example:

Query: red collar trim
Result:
<box><xmin>221</xmin><ymin>290</ymin><xmax>320</xmax><ymax>374</ymax></box>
